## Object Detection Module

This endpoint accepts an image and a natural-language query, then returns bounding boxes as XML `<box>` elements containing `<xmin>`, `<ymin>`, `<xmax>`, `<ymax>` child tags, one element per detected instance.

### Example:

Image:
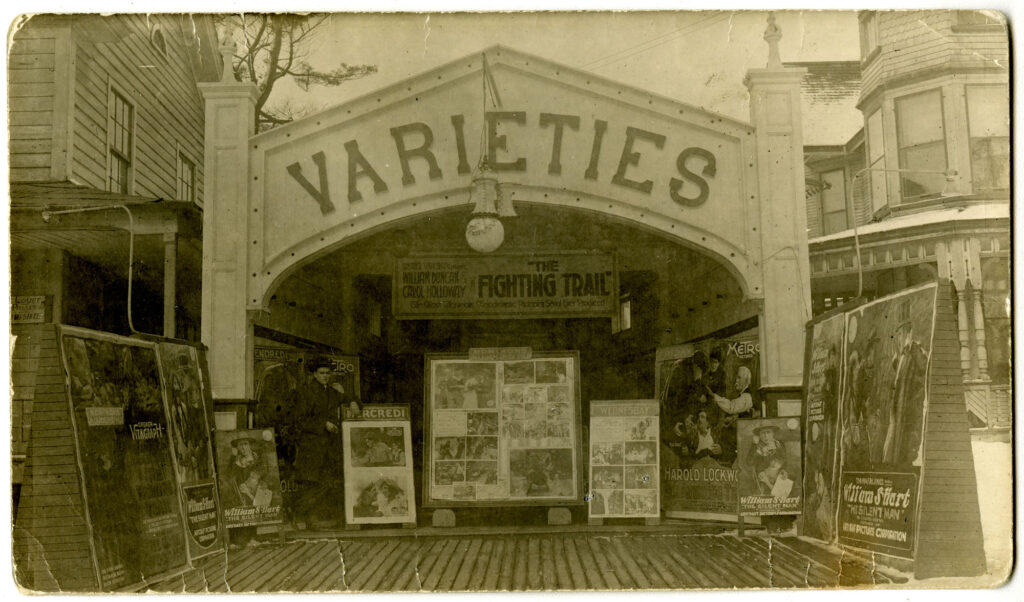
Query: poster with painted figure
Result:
<box><xmin>836</xmin><ymin>283</ymin><xmax>937</xmax><ymax>558</ymax></box>
<box><xmin>736</xmin><ymin>418</ymin><xmax>803</xmax><ymax>516</ymax></box>
<box><xmin>60</xmin><ymin>329</ymin><xmax>189</xmax><ymax>591</ymax></box>
<box><xmin>215</xmin><ymin>429</ymin><xmax>284</xmax><ymax>529</ymax></box>
<box><xmin>799</xmin><ymin>313</ymin><xmax>846</xmax><ymax>542</ymax></box>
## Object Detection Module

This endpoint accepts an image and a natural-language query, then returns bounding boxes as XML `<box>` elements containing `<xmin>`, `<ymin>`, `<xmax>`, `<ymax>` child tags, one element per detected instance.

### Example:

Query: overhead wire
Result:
<box><xmin>582</xmin><ymin>13</ymin><xmax>730</xmax><ymax>72</ymax></box>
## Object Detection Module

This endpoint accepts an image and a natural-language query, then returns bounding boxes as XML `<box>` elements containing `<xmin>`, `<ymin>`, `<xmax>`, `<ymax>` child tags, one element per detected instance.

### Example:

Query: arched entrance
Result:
<box><xmin>198</xmin><ymin>44</ymin><xmax>810</xmax><ymax>404</ymax></box>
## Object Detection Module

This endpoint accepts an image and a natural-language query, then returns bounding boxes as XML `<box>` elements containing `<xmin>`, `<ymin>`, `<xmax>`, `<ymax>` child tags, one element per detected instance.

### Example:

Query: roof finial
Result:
<box><xmin>218</xmin><ymin>27</ymin><xmax>238</xmax><ymax>83</ymax></box>
<box><xmin>764</xmin><ymin>12</ymin><xmax>783</xmax><ymax>69</ymax></box>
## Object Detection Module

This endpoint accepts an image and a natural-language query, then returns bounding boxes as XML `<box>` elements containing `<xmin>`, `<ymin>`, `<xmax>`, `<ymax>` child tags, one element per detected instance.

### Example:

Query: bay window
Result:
<box><xmin>895</xmin><ymin>89</ymin><xmax>947</xmax><ymax>200</ymax></box>
<box><xmin>966</xmin><ymin>85</ymin><xmax>1010</xmax><ymax>191</ymax></box>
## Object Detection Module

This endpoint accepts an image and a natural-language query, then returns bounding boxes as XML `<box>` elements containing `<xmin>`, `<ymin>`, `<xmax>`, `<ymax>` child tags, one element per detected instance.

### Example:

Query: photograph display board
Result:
<box><xmin>342</xmin><ymin>404</ymin><xmax>417</xmax><ymax>525</ymax></box>
<box><xmin>214</xmin><ymin>429</ymin><xmax>284</xmax><ymax>528</ymax></box>
<box><xmin>799</xmin><ymin>313</ymin><xmax>846</xmax><ymax>542</ymax></box>
<box><xmin>737</xmin><ymin>418</ymin><xmax>803</xmax><ymax>516</ymax></box>
<box><xmin>60</xmin><ymin>329</ymin><xmax>189</xmax><ymax>590</ymax></box>
<box><xmin>156</xmin><ymin>342</ymin><xmax>223</xmax><ymax>559</ymax></box>
<box><xmin>423</xmin><ymin>351</ymin><xmax>582</xmax><ymax>506</ymax></box>
<box><xmin>588</xmin><ymin>400</ymin><xmax>660</xmax><ymax>519</ymax></box>
<box><xmin>836</xmin><ymin>283</ymin><xmax>937</xmax><ymax>558</ymax></box>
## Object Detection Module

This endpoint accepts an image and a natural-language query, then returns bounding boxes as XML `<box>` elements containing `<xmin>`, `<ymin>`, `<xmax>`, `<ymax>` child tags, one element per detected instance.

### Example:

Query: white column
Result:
<box><xmin>743</xmin><ymin>17</ymin><xmax>811</xmax><ymax>389</ymax></box>
<box><xmin>198</xmin><ymin>36</ymin><xmax>258</xmax><ymax>400</ymax></box>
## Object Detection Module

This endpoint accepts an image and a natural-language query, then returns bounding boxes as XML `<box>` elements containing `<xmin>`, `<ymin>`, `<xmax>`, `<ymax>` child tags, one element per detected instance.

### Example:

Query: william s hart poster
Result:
<box><xmin>737</xmin><ymin>418</ymin><xmax>802</xmax><ymax>516</ymax></box>
<box><xmin>837</xmin><ymin>283</ymin><xmax>937</xmax><ymax>558</ymax></box>
<box><xmin>215</xmin><ymin>429</ymin><xmax>284</xmax><ymax>528</ymax></box>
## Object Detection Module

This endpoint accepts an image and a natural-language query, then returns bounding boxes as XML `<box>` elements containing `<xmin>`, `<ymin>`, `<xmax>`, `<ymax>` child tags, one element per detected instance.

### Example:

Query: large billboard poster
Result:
<box><xmin>424</xmin><ymin>352</ymin><xmax>582</xmax><ymax>506</ymax></box>
<box><xmin>342</xmin><ymin>405</ymin><xmax>417</xmax><ymax>525</ymax></box>
<box><xmin>737</xmin><ymin>418</ymin><xmax>803</xmax><ymax>515</ymax></box>
<box><xmin>215</xmin><ymin>429</ymin><xmax>285</xmax><ymax>528</ymax></box>
<box><xmin>799</xmin><ymin>314</ymin><xmax>846</xmax><ymax>541</ymax></box>
<box><xmin>60</xmin><ymin>329</ymin><xmax>188</xmax><ymax>590</ymax></box>
<box><xmin>656</xmin><ymin>331</ymin><xmax>759</xmax><ymax>518</ymax></box>
<box><xmin>588</xmin><ymin>400</ymin><xmax>660</xmax><ymax>519</ymax></box>
<box><xmin>837</xmin><ymin>283</ymin><xmax>937</xmax><ymax>558</ymax></box>
<box><xmin>156</xmin><ymin>342</ymin><xmax>223</xmax><ymax>559</ymax></box>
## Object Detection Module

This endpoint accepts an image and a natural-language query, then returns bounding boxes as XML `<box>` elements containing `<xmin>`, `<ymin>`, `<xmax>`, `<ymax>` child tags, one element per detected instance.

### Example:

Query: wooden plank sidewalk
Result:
<box><xmin>146</xmin><ymin>533</ymin><xmax>908</xmax><ymax>592</ymax></box>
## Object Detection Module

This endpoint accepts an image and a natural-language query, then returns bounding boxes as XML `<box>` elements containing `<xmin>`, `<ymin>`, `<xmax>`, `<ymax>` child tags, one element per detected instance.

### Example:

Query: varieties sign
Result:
<box><xmin>837</xmin><ymin>471</ymin><xmax>919</xmax><ymax>557</ymax></box>
<box><xmin>342</xmin><ymin>405</ymin><xmax>416</xmax><ymax>525</ymax></box>
<box><xmin>588</xmin><ymin>400</ymin><xmax>660</xmax><ymax>519</ymax></box>
<box><xmin>395</xmin><ymin>254</ymin><xmax>616</xmax><ymax>319</ymax></box>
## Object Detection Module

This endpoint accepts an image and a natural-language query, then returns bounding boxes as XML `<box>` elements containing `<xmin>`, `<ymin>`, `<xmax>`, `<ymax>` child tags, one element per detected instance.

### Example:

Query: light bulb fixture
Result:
<box><xmin>465</xmin><ymin>158</ymin><xmax>506</xmax><ymax>253</ymax></box>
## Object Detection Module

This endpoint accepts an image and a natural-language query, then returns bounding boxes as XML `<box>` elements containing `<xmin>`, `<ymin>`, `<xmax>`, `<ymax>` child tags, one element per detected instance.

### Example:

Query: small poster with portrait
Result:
<box><xmin>341</xmin><ymin>404</ymin><xmax>416</xmax><ymax>525</ymax></box>
<box><xmin>589</xmin><ymin>400</ymin><xmax>660</xmax><ymax>519</ymax></box>
<box><xmin>423</xmin><ymin>350</ymin><xmax>583</xmax><ymax>507</ymax></box>
<box><xmin>736</xmin><ymin>418</ymin><xmax>803</xmax><ymax>516</ymax></box>
<box><xmin>214</xmin><ymin>429</ymin><xmax>284</xmax><ymax>528</ymax></box>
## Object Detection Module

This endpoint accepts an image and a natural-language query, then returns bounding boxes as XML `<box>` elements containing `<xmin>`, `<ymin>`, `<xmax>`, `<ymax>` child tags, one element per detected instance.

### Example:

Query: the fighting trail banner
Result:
<box><xmin>395</xmin><ymin>253</ymin><xmax>616</xmax><ymax>319</ymax></box>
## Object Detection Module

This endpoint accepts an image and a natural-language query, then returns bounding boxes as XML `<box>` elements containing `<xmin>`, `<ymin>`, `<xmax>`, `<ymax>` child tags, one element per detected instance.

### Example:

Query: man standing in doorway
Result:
<box><xmin>293</xmin><ymin>356</ymin><xmax>362</xmax><ymax>529</ymax></box>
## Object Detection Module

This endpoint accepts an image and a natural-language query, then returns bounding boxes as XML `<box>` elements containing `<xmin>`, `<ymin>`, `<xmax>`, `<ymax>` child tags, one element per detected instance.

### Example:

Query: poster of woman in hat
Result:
<box><xmin>736</xmin><ymin>418</ymin><xmax>802</xmax><ymax>515</ymax></box>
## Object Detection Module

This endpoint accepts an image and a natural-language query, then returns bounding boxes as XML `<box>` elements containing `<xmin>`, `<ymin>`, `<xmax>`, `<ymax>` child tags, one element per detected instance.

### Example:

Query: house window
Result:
<box><xmin>820</xmin><ymin>169</ymin><xmax>848</xmax><ymax>234</ymax></box>
<box><xmin>108</xmin><ymin>90</ymin><xmax>134</xmax><ymax>194</ymax></box>
<box><xmin>177</xmin><ymin>152</ymin><xmax>196</xmax><ymax>202</ymax></box>
<box><xmin>966</xmin><ymin>85</ymin><xmax>1010</xmax><ymax>191</ymax></box>
<box><xmin>866</xmin><ymin>109</ymin><xmax>887</xmax><ymax>212</ymax></box>
<box><xmin>955</xmin><ymin>10</ymin><xmax>1002</xmax><ymax>28</ymax></box>
<box><xmin>859</xmin><ymin>12</ymin><xmax>880</xmax><ymax>61</ymax></box>
<box><xmin>895</xmin><ymin>89</ymin><xmax>947</xmax><ymax>200</ymax></box>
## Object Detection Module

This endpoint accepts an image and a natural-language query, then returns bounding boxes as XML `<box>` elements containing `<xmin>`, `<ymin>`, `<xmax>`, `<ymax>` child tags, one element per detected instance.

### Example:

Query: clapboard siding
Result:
<box><xmin>912</xmin><ymin>282</ymin><xmax>986</xmax><ymax>579</ymax></box>
<box><xmin>862</xmin><ymin>11</ymin><xmax>1007</xmax><ymax>103</ymax></box>
<box><xmin>12</xmin><ymin>325</ymin><xmax>100</xmax><ymax>592</ymax></box>
<box><xmin>8</xmin><ymin>18</ymin><xmax>67</xmax><ymax>182</ymax></box>
<box><xmin>69</xmin><ymin>14</ymin><xmax>205</xmax><ymax>203</ymax></box>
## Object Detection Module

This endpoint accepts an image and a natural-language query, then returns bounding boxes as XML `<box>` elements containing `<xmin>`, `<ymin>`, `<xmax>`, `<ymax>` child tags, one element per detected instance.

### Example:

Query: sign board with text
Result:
<box><xmin>341</xmin><ymin>404</ymin><xmax>416</xmax><ymax>525</ymax></box>
<box><xmin>395</xmin><ymin>254</ymin><xmax>616</xmax><ymax>320</ymax></box>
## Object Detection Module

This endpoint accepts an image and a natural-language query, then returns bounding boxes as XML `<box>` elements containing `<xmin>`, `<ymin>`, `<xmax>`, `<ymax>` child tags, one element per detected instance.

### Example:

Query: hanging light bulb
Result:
<box><xmin>465</xmin><ymin>158</ymin><xmax>505</xmax><ymax>253</ymax></box>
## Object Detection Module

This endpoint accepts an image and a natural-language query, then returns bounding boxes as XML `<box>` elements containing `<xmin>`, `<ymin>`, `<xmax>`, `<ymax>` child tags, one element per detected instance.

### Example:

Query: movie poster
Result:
<box><xmin>799</xmin><ymin>314</ymin><xmax>846</xmax><ymax>542</ymax></box>
<box><xmin>837</xmin><ymin>283</ymin><xmax>937</xmax><ymax>558</ymax></box>
<box><xmin>589</xmin><ymin>401</ymin><xmax>660</xmax><ymax>519</ymax></box>
<box><xmin>215</xmin><ymin>429</ymin><xmax>284</xmax><ymax>528</ymax></box>
<box><xmin>157</xmin><ymin>342</ymin><xmax>223</xmax><ymax>558</ymax></box>
<box><xmin>342</xmin><ymin>405</ymin><xmax>416</xmax><ymax>525</ymax></box>
<box><xmin>737</xmin><ymin>418</ymin><xmax>803</xmax><ymax>515</ymax></box>
<box><xmin>424</xmin><ymin>353</ymin><xmax>581</xmax><ymax>505</ymax></box>
<box><xmin>60</xmin><ymin>329</ymin><xmax>188</xmax><ymax>590</ymax></box>
<box><xmin>656</xmin><ymin>332</ymin><xmax>759</xmax><ymax>518</ymax></box>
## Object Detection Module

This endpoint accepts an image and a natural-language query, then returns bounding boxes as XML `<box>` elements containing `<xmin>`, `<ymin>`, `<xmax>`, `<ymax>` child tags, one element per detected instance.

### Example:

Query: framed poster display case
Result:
<box><xmin>423</xmin><ymin>350</ymin><xmax>584</xmax><ymax>507</ymax></box>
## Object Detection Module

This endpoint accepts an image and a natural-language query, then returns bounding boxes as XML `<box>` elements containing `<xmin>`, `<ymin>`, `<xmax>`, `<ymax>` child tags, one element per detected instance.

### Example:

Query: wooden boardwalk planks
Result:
<box><xmin>144</xmin><ymin>531</ymin><xmax>906</xmax><ymax>593</ymax></box>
